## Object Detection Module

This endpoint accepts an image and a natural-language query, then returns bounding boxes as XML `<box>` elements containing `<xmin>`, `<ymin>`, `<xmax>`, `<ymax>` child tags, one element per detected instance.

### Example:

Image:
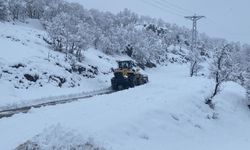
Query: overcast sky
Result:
<box><xmin>68</xmin><ymin>0</ymin><xmax>250</xmax><ymax>44</ymax></box>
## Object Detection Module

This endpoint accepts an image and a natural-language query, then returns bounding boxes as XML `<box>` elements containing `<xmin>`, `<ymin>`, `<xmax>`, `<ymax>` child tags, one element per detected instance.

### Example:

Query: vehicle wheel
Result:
<box><xmin>138</xmin><ymin>78</ymin><xmax>144</xmax><ymax>85</ymax></box>
<box><xmin>128</xmin><ymin>79</ymin><xmax>135</xmax><ymax>88</ymax></box>
<box><xmin>118</xmin><ymin>85</ymin><xmax>124</xmax><ymax>90</ymax></box>
<box><xmin>112</xmin><ymin>84</ymin><xmax>118</xmax><ymax>90</ymax></box>
<box><xmin>135</xmin><ymin>78</ymin><xmax>140</xmax><ymax>86</ymax></box>
<box><xmin>111</xmin><ymin>78</ymin><xmax>118</xmax><ymax>90</ymax></box>
<box><xmin>128</xmin><ymin>74</ymin><xmax>135</xmax><ymax>88</ymax></box>
<box><xmin>143</xmin><ymin>77</ymin><xmax>148</xmax><ymax>84</ymax></box>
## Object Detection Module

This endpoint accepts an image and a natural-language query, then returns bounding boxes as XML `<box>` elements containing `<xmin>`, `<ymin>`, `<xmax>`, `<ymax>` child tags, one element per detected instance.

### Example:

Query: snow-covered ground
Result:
<box><xmin>0</xmin><ymin>64</ymin><xmax>249</xmax><ymax>150</ymax></box>
<box><xmin>0</xmin><ymin>20</ymin><xmax>129</xmax><ymax>109</ymax></box>
<box><xmin>0</xmin><ymin>10</ymin><xmax>250</xmax><ymax>150</ymax></box>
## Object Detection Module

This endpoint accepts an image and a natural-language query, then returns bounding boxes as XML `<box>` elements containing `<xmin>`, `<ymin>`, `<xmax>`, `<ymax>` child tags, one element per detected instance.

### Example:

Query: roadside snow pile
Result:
<box><xmin>1</xmin><ymin>64</ymin><xmax>249</xmax><ymax>150</ymax></box>
<box><xmin>15</xmin><ymin>125</ymin><xmax>106</xmax><ymax>150</ymax></box>
<box><xmin>0</xmin><ymin>20</ymin><xmax>123</xmax><ymax>108</ymax></box>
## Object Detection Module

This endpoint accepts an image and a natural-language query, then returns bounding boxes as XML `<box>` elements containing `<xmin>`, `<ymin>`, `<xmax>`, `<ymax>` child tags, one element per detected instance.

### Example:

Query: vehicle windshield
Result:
<box><xmin>118</xmin><ymin>61</ymin><xmax>133</xmax><ymax>69</ymax></box>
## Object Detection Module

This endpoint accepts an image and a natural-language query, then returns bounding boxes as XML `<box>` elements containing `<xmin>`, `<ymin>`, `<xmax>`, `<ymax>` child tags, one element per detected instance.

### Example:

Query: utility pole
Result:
<box><xmin>185</xmin><ymin>14</ymin><xmax>205</xmax><ymax>52</ymax></box>
<box><xmin>185</xmin><ymin>14</ymin><xmax>205</xmax><ymax>77</ymax></box>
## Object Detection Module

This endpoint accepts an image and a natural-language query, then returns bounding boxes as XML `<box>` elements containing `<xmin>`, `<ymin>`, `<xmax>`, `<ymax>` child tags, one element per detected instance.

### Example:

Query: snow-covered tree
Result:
<box><xmin>74</xmin><ymin>22</ymin><xmax>94</xmax><ymax>61</ymax></box>
<box><xmin>236</xmin><ymin>44</ymin><xmax>250</xmax><ymax>106</ymax></box>
<box><xmin>45</xmin><ymin>10</ymin><xmax>94</xmax><ymax>61</ymax></box>
<box><xmin>99</xmin><ymin>27</ymin><xmax>128</xmax><ymax>55</ymax></box>
<box><xmin>25</xmin><ymin>0</ymin><xmax>46</xmax><ymax>19</ymax></box>
<box><xmin>245</xmin><ymin>69</ymin><xmax>250</xmax><ymax>106</ymax></box>
<box><xmin>116</xmin><ymin>8</ymin><xmax>138</xmax><ymax>27</ymax></box>
<box><xmin>190</xmin><ymin>60</ymin><xmax>201</xmax><ymax>77</ymax></box>
<box><xmin>8</xmin><ymin>0</ymin><xmax>26</xmax><ymax>20</ymax></box>
<box><xmin>127</xmin><ymin>27</ymin><xmax>163</xmax><ymax>66</ymax></box>
<box><xmin>188</xmin><ymin>42</ymin><xmax>203</xmax><ymax>77</ymax></box>
<box><xmin>42</xmin><ymin>0</ymin><xmax>64</xmax><ymax>21</ymax></box>
<box><xmin>206</xmin><ymin>43</ymin><xmax>235</xmax><ymax>108</ymax></box>
<box><xmin>0</xmin><ymin>0</ymin><xmax>8</xmax><ymax>21</ymax></box>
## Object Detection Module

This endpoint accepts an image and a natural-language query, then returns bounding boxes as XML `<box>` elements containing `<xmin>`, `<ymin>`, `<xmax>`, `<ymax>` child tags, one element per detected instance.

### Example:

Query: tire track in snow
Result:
<box><xmin>0</xmin><ymin>88</ymin><xmax>114</xmax><ymax>119</ymax></box>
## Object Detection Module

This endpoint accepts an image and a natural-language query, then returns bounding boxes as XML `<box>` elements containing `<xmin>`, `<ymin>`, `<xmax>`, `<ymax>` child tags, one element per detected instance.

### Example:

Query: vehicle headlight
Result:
<box><xmin>123</xmin><ymin>75</ymin><xmax>128</xmax><ymax>78</ymax></box>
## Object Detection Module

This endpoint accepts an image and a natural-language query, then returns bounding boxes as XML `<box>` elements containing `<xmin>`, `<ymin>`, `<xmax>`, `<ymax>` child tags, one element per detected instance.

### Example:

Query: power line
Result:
<box><xmin>141</xmin><ymin>0</ymin><xmax>249</xmax><ymax>43</ymax></box>
<box><xmin>150</xmin><ymin>0</ymin><xmax>188</xmax><ymax>15</ymax></box>
<box><xmin>140</xmin><ymin>0</ymin><xmax>184</xmax><ymax>18</ymax></box>
<box><xmin>160</xmin><ymin>0</ymin><xmax>195</xmax><ymax>14</ymax></box>
<box><xmin>141</xmin><ymin>0</ymin><xmax>184</xmax><ymax>17</ymax></box>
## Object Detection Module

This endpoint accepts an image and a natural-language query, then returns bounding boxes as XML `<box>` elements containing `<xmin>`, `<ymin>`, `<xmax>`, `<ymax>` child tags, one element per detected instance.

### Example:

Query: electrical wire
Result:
<box><xmin>150</xmin><ymin>0</ymin><xmax>187</xmax><ymax>15</ymax></box>
<box><xmin>141</xmin><ymin>0</ymin><xmax>249</xmax><ymax>41</ymax></box>
<box><xmin>140</xmin><ymin>0</ymin><xmax>185</xmax><ymax>18</ymax></box>
<box><xmin>159</xmin><ymin>0</ymin><xmax>195</xmax><ymax>14</ymax></box>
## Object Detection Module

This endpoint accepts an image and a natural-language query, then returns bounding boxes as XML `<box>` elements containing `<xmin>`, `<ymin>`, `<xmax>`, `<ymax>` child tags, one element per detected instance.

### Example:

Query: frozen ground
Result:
<box><xmin>0</xmin><ymin>64</ymin><xmax>249</xmax><ymax>150</ymax></box>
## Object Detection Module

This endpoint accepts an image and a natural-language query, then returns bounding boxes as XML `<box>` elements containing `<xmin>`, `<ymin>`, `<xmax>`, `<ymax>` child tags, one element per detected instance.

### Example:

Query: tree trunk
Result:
<box><xmin>190</xmin><ymin>60</ymin><xmax>197</xmax><ymax>77</ymax></box>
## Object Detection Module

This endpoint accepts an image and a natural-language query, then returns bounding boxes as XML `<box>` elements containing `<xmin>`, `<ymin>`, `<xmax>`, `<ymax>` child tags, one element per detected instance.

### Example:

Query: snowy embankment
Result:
<box><xmin>0</xmin><ymin>64</ymin><xmax>249</xmax><ymax>150</ymax></box>
<box><xmin>0</xmin><ymin>20</ymin><xmax>128</xmax><ymax>109</ymax></box>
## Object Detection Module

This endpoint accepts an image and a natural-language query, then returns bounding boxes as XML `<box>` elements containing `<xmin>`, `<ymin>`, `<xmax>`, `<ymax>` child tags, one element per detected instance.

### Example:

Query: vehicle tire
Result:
<box><xmin>143</xmin><ymin>77</ymin><xmax>148</xmax><ymax>84</ymax></box>
<box><xmin>112</xmin><ymin>84</ymin><xmax>118</xmax><ymax>90</ymax></box>
<box><xmin>128</xmin><ymin>74</ymin><xmax>135</xmax><ymax>88</ymax></box>
<box><xmin>128</xmin><ymin>78</ymin><xmax>135</xmax><ymax>88</ymax></box>
<box><xmin>137</xmin><ymin>76</ymin><xmax>144</xmax><ymax>85</ymax></box>
<box><xmin>111</xmin><ymin>78</ymin><xmax>118</xmax><ymax>90</ymax></box>
<box><xmin>118</xmin><ymin>84</ymin><xmax>124</xmax><ymax>90</ymax></box>
<box><xmin>129</xmin><ymin>81</ymin><xmax>135</xmax><ymax>88</ymax></box>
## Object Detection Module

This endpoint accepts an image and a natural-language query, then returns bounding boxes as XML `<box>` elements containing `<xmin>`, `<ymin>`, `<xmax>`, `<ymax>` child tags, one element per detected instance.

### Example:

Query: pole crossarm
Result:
<box><xmin>185</xmin><ymin>14</ymin><xmax>205</xmax><ymax>52</ymax></box>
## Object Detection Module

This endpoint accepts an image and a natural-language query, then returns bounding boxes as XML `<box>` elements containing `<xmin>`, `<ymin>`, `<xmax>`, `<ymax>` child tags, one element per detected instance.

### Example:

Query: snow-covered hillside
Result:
<box><xmin>0</xmin><ymin>20</ymin><xmax>127</xmax><ymax>108</ymax></box>
<box><xmin>0</xmin><ymin>19</ymin><xmax>189</xmax><ymax>109</ymax></box>
<box><xmin>66</xmin><ymin>0</ymin><xmax>250</xmax><ymax>44</ymax></box>
<box><xmin>0</xmin><ymin>64</ymin><xmax>249</xmax><ymax>150</ymax></box>
<box><xmin>1</xmin><ymin>2</ymin><xmax>250</xmax><ymax>150</ymax></box>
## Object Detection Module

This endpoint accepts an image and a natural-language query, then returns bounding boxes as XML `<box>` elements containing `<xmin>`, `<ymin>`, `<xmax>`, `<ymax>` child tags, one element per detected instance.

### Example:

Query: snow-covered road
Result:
<box><xmin>0</xmin><ymin>64</ymin><xmax>249</xmax><ymax>150</ymax></box>
<box><xmin>0</xmin><ymin>88</ymin><xmax>114</xmax><ymax>119</ymax></box>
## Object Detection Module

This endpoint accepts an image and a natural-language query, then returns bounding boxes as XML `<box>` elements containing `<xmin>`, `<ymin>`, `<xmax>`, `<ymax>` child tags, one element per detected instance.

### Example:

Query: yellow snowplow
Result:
<box><xmin>111</xmin><ymin>60</ymin><xmax>148</xmax><ymax>90</ymax></box>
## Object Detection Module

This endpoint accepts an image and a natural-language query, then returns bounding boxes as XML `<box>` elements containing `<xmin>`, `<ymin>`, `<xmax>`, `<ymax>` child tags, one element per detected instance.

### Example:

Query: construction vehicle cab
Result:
<box><xmin>111</xmin><ymin>60</ymin><xmax>148</xmax><ymax>90</ymax></box>
<box><xmin>118</xmin><ymin>61</ymin><xmax>135</xmax><ymax>69</ymax></box>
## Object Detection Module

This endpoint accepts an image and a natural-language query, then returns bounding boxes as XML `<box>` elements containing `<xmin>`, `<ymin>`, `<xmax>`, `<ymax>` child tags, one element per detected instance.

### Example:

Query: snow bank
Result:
<box><xmin>15</xmin><ymin>124</ymin><xmax>106</xmax><ymax>150</ymax></box>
